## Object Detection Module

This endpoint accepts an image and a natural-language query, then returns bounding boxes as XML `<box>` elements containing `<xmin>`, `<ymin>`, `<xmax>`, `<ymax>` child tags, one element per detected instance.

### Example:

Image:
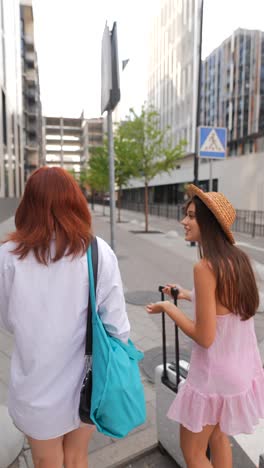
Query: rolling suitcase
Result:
<box><xmin>155</xmin><ymin>286</ymin><xmax>209</xmax><ymax>467</ymax></box>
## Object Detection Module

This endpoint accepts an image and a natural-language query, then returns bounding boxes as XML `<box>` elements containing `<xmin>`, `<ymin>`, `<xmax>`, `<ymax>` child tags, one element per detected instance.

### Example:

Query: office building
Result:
<box><xmin>122</xmin><ymin>19</ymin><xmax>264</xmax><ymax>210</ymax></box>
<box><xmin>148</xmin><ymin>0</ymin><xmax>201</xmax><ymax>153</ymax></box>
<box><xmin>200</xmin><ymin>28</ymin><xmax>264</xmax><ymax>155</ymax></box>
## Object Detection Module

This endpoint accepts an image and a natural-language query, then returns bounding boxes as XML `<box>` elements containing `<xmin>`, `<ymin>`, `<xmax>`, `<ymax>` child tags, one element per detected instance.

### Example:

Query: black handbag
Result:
<box><xmin>79</xmin><ymin>237</ymin><xmax>98</xmax><ymax>424</ymax></box>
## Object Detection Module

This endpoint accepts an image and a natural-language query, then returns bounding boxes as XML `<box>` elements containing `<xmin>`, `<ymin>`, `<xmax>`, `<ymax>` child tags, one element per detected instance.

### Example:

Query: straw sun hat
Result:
<box><xmin>187</xmin><ymin>184</ymin><xmax>236</xmax><ymax>244</ymax></box>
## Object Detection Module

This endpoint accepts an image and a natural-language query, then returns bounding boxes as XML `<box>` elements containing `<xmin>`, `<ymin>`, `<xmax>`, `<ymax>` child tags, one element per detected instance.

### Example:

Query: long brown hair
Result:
<box><xmin>188</xmin><ymin>196</ymin><xmax>259</xmax><ymax>320</ymax></box>
<box><xmin>6</xmin><ymin>167</ymin><xmax>92</xmax><ymax>264</ymax></box>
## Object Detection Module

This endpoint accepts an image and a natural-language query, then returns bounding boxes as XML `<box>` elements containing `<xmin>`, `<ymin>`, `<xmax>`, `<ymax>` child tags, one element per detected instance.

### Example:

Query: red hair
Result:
<box><xmin>6</xmin><ymin>167</ymin><xmax>93</xmax><ymax>264</ymax></box>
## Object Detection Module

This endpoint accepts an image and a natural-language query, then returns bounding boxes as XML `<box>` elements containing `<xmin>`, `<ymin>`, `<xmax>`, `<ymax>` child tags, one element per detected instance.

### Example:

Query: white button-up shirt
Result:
<box><xmin>0</xmin><ymin>236</ymin><xmax>130</xmax><ymax>440</ymax></box>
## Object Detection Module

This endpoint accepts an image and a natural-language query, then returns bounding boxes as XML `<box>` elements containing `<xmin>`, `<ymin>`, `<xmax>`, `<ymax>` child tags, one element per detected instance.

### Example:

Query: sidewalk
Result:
<box><xmin>0</xmin><ymin>207</ymin><xmax>264</xmax><ymax>467</ymax></box>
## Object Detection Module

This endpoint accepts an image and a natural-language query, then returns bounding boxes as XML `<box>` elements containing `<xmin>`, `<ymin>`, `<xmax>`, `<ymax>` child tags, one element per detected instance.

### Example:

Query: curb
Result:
<box><xmin>88</xmin><ymin>426</ymin><xmax>157</xmax><ymax>468</ymax></box>
<box><xmin>113</xmin><ymin>446</ymin><xmax>158</xmax><ymax>468</ymax></box>
<box><xmin>0</xmin><ymin>405</ymin><xmax>25</xmax><ymax>468</ymax></box>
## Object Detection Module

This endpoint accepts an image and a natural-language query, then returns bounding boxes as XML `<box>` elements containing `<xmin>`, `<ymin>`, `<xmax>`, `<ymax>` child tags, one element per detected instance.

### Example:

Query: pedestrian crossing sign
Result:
<box><xmin>199</xmin><ymin>127</ymin><xmax>227</xmax><ymax>159</ymax></box>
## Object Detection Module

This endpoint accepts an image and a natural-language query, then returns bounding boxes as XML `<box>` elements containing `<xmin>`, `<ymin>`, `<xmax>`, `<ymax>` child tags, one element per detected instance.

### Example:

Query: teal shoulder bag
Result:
<box><xmin>85</xmin><ymin>238</ymin><xmax>146</xmax><ymax>438</ymax></box>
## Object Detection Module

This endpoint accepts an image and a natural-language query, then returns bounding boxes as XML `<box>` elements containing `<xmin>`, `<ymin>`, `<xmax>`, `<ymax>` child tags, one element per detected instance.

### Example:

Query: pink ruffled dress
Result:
<box><xmin>167</xmin><ymin>290</ymin><xmax>264</xmax><ymax>435</ymax></box>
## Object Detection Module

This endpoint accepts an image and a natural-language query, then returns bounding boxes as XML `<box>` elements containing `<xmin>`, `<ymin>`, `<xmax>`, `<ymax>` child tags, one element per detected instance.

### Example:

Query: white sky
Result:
<box><xmin>32</xmin><ymin>0</ymin><xmax>264</xmax><ymax>119</ymax></box>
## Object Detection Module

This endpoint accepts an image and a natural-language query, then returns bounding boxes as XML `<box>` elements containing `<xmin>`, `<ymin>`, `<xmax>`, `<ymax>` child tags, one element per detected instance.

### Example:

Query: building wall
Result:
<box><xmin>142</xmin><ymin>22</ymin><xmax>264</xmax><ymax>211</ymax></box>
<box><xmin>44</xmin><ymin>117</ymin><xmax>83</xmax><ymax>173</ymax></box>
<box><xmin>0</xmin><ymin>0</ymin><xmax>24</xmax><ymax>198</ymax></box>
<box><xmin>87</xmin><ymin>118</ymin><xmax>104</xmax><ymax>149</ymax></box>
<box><xmin>148</xmin><ymin>0</ymin><xmax>201</xmax><ymax>153</ymax></box>
<box><xmin>125</xmin><ymin>153</ymin><xmax>264</xmax><ymax>211</ymax></box>
<box><xmin>200</xmin><ymin>28</ymin><xmax>264</xmax><ymax>155</ymax></box>
<box><xmin>20</xmin><ymin>0</ymin><xmax>42</xmax><ymax>181</ymax></box>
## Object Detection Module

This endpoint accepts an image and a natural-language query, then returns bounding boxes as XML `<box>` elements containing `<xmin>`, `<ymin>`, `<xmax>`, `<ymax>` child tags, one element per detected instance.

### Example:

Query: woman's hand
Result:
<box><xmin>162</xmin><ymin>283</ymin><xmax>190</xmax><ymax>301</ymax></box>
<box><xmin>145</xmin><ymin>301</ymin><xmax>166</xmax><ymax>314</ymax></box>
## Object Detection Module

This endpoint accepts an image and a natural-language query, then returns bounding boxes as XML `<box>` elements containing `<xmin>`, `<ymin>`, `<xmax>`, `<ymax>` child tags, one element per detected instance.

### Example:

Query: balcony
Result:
<box><xmin>25</xmin><ymin>51</ymin><xmax>35</xmax><ymax>62</ymax></box>
<box><xmin>25</xmin><ymin>153</ymin><xmax>39</xmax><ymax>167</ymax></box>
<box><xmin>25</xmin><ymin>136</ymin><xmax>39</xmax><ymax>150</ymax></box>
<box><xmin>26</xmin><ymin>88</ymin><xmax>38</xmax><ymax>102</ymax></box>
<box><xmin>25</xmin><ymin>103</ymin><xmax>38</xmax><ymax>115</ymax></box>
<box><xmin>26</xmin><ymin>124</ymin><xmax>38</xmax><ymax>135</ymax></box>
<box><xmin>24</xmin><ymin>35</ymin><xmax>34</xmax><ymax>49</ymax></box>
<box><xmin>25</xmin><ymin>69</ymin><xmax>37</xmax><ymax>83</ymax></box>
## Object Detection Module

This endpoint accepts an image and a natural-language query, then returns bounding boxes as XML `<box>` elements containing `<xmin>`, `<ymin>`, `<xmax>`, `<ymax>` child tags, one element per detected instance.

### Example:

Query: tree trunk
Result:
<box><xmin>117</xmin><ymin>188</ymin><xmax>121</xmax><ymax>223</ymax></box>
<box><xmin>103</xmin><ymin>198</ymin><xmax>106</xmax><ymax>216</ymax></box>
<box><xmin>91</xmin><ymin>189</ymin><xmax>95</xmax><ymax>211</ymax></box>
<box><xmin>144</xmin><ymin>181</ymin><xmax>149</xmax><ymax>232</ymax></box>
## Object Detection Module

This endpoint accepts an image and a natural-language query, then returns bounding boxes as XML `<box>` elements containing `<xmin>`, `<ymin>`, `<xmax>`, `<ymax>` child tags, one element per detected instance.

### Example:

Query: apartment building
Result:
<box><xmin>200</xmin><ymin>28</ymin><xmax>264</xmax><ymax>156</ymax></box>
<box><xmin>0</xmin><ymin>0</ymin><xmax>42</xmax><ymax>198</ymax></box>
<box><xmin>0</xmin><ymin>0</ymin><xmax>24</xmax><ymax>197</ymax></box>
<box><xmin>20</xmin><ymin>0</ymin><xmax>42</xmax><ymax>180</ymax></box>
<box><xmin>43</xmin><ymin>116</ymin><xmax>104</xmax><ymax>173</ymax></box>
<box><xmin>148</xmin><ymin>0</ymin><xmax>201</xmax><ymax>153</ymax></box>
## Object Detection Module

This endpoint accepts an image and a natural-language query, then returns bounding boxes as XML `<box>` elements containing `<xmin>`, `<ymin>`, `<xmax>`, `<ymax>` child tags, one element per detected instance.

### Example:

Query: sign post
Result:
<box><xmin>198</xmin><ymin>126</ymin><xmax>227</xmax><ymax>191</ymax></box>
<box><xmin>101</xmin><ymin>22</ymin><xmax>120</xmax><ymax>252</ymax></box>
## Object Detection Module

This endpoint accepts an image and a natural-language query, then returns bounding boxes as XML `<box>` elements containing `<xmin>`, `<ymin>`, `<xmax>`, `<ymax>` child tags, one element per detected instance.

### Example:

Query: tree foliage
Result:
<box><xmin>120</xmin><ymin>104</ymin><xmax>186</xmax><ymax>231</ymax></box>
<box><xmin>87</xmin><ymin>143</ymin><xmax>109</xmax><ymax>194</ymax></box>
<box><xmin>114</xmin><ymin>124</ymin><xmax>139</xmax><ymax>221</ymax></box>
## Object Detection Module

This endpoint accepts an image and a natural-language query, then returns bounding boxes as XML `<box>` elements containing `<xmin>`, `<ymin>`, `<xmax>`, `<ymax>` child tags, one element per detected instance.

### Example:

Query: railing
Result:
<box><xmin>233</xmin><ymin>210</ymin><xmax>264</xmax><ymax>237</ymax></box>
<box><xmin>120</xmin><ymin>200</ymin><xmax>264</xmax><ymax>238</ymax></box>
<box><xmin>123</xmin><ymin>201</ymin><xmax>185</xmax><ymax>221</ymax></box>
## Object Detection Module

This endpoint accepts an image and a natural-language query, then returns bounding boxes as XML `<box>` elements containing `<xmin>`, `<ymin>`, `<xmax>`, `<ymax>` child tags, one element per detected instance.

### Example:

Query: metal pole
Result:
<box><xmin>209</xmin><ymin>159</ymin><xmax>213</xmax><ymax>191</ymax></box>
<box><xmin>190</xmin><ymin>0</ymin><xmax>204</xmax><ymax>247</ymax></box>
<box><xmin>193</xmin><ymin>0</ymin><xmax>204</xmax><ymax>185</ymax></box>
<box><xmin>107</xmin><ymin>109</ymin><xmax>116</xmax><ymax>252</ymax></box>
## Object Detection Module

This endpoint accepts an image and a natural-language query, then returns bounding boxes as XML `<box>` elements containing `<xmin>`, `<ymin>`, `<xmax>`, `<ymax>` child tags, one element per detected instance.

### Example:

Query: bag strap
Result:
<box><xmin>85</xmin><ymin>237</ymin><xmax>98</xmax><ymax>356</ymax></box>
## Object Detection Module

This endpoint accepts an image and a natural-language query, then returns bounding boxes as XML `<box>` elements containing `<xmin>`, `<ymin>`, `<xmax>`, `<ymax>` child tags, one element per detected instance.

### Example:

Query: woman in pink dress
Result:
<box><xmin>146</xmin><ymin>184</ymin><xmax>264</xmax><ymax>468</ymax></box>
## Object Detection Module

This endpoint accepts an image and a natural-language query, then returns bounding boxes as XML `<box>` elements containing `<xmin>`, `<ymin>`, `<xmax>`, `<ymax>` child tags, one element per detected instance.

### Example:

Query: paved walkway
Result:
<box><xmin>0</xmin><ymin>207</ymin><xmax>264</xmax><ymax>467</ymax></box>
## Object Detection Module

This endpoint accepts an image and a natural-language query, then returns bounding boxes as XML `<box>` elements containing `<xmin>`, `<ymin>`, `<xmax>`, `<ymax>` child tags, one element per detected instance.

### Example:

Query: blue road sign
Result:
<box><xmin>199</xmin><ymin>127</ymin><xmax>227</xmax><ymax>159</ymax></box>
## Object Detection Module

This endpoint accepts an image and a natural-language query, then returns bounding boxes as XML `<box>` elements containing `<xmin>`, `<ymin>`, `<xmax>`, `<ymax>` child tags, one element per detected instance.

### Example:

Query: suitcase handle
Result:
<box><xmin>158</xmin><ymin>286</ymin><xmax>211</xmax><ymax>461</ymax></box>
<box><xmin>158</xmin><ymin>286</ymin><xmax>180</xmax><ymax>393</ymax></box>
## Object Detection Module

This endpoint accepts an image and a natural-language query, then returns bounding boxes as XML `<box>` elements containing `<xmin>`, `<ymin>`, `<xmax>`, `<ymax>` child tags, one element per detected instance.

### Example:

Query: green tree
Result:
<box><xmin>86</xmin><ymin>133</ymin><xmax>139</xmax><ymax>221</ymax></box>
<box><xmin>114</xmin><ymin>124</ymin><xmax>139</xmax><ymax>222</ymax></box>
<box><xmin>87</xmin><ymin>144</ymin><xmax>109</xmax><ymax>215</ymax></box>
<box><xmin>120</xmin><ymin>105</ymin><xmax>186</xmax><ymax>232</ymax></box>
<box><xmin>67</xmin><ymin>168</ymin><xmax>89</xmax><ymax>200</ymax></box>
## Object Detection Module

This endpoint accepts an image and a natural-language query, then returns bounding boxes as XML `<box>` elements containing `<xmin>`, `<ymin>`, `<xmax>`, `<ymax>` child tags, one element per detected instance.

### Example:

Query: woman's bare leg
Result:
<box><xmin>209</xmin><ymin>424</ymin><xmax>232</xmax><ymax>468</ymax></box>
<box><xmin>63</xmin><ymin>424</ymin><xmax>95</xmax><ymax>468</ymax></box>
<box><xmin>27</xmin><ymin>435</ymin><xmax>64</xmax><ymax>468</ymax></box>
<box><xmin>180</xmin><ymin>424</ymin><xmax>215</xmax><ymax>468</ymax></box>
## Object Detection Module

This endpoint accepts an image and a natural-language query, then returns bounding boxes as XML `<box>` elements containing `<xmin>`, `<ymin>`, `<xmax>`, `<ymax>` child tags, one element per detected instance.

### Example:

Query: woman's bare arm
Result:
<box><xmin>147</xmin><ymin>261</ymin><xmax>217</xmax><ymax>348</ymax></box>
<box><xmin>162</xmin><ymin>284</ymin><xmax>192</xmax><ymax>301</ymax></box>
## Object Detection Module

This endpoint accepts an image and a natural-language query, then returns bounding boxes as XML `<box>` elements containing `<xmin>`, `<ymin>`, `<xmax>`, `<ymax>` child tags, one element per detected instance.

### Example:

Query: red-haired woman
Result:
<box><xmin>146</xmin><ymin>185</ymin><xmax>264</xmax><ymax>468</ymax></box>
<box><xmin>0</xmin><ymin>167</ymin><xmax>130</xmax><ymax>468</ymax></box>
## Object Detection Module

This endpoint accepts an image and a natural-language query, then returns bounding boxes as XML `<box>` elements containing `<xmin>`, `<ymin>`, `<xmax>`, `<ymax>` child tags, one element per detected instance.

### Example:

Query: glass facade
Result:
<box><xmin>148</xmin><ymin>0</ymin><xmax>201</xmax><ymax>153</ymax></box>
<box><xmin>200</xmin><ymin>28</ymin><xmax>264</xmax><ymax>156</ymax></box>
<box><xmin>0</xmin><ymin>0</ymin><xmax>24</xmax><ymax>198</ymax></box>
